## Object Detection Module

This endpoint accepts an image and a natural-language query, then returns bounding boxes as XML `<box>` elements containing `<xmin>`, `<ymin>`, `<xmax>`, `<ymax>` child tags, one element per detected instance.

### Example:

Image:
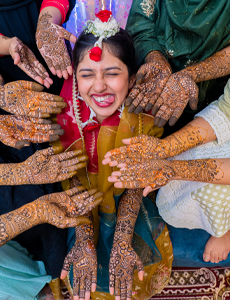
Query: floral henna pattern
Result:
<box><xmin>14</xmin><ymin>38</ymin><xmax>47</xmax><ymax>79</ymax></box>
<box><xmin>0</xmin><ymin>115</ymin><xmax>64</xmax><ymax>149</ymax></box>
<box><xmin>62</xmin><ymin>213</ymin><xmax>97</xmax><ymax>298</ymax></box>
<box><xmin>109</xmin><ymin>189</ymin><xmax>144</xmax><ymax>299</ymax></box>
<box><xmin>0</xmin><ymin>187</ymin><xmax>101</xmax><ymax>247</ymax></box>
<box><xmin>113</xmin><ymin>158</ymin><xmax>223</xmax><ymax>189</ymax></box>
<box><xmin>108</xmin><ymin>124</ymin><xmax>205</xmax><ymax>164</ymax></box>
<box><xmin>0</xmin><ymin>147</ymin><xmax>88</xmax><ymax>185</ymax></box>
<box><xmin>36</xmin><ymin>13</ymin><xmax>72</xmax><ymax>72</ymax></box>
<box><xmin>126</xmin><ymin>51</ymin><xmax>172</xmax><ymax>113</ymax></box>
<box><xmin>180</xmin><ymin>49</ymin><xmax>230</xmax><ymax>83</ymax></box>
<box><xmin>0</xmin><ymin>80</ymin><xmax>66</xmax><ymax>118</ymax></box>
<box><xmin>152</xmin><ymin>73</ymin><xmax>199</xmax><ymax>127</ymax></box>
<box><xmin>116</xmin><ymin>160</ymin><xmax>175</xmax><ymax>189</ymax></box>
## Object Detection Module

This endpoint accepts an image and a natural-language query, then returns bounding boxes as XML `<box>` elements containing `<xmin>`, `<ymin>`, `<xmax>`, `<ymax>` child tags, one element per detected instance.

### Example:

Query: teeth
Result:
<box><xmin>93</xmin><ymin>95</ymin><xmax>110</xmax><ymax>102</ymax></box>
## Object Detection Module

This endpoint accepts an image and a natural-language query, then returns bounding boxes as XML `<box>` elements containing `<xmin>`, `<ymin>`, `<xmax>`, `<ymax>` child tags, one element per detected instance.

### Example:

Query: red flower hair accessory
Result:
<box><xmin>95</xmin><ymin>10</ymin><xmax>112</xmax><ymax>22</ymax></box>
<box><xmin>88</xmin><ymin>46</ymin><xmax>102</xmax><ymax>62</ymax></box>
<box><xmin>85</xmin><ymin>10</ymin><xmax>120</xmax><ymax>62</ymax></box>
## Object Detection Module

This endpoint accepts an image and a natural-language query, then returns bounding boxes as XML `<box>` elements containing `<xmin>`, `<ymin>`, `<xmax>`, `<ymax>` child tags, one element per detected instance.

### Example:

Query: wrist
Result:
<box><xmin>169</xmin><ymin>159</ymin><xmax>223</xmax><ymax>182</ymax></box>
<box><xmin>0</xmin><ymin>35</ymin><xmax>12</xmax><ymax>55</ymax></box>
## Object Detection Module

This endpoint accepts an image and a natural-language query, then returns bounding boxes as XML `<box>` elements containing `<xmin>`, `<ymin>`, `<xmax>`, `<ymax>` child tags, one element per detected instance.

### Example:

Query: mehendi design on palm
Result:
<box><xmin>126</xmin><ymin>51</ymin><xmax>172</xmax><ymax>114</ymax></box>
<box><xmin>0</xmin><ymin>115</ymin><xmax>64</xmax><ymax>149</ymax></box>
<box><xmin>0</xmin><ymin>187</ymin><xmax>103</xmax><ymax>247</ymax></box>
<box><xmin>13</xmin><ymin>38</ymin><xmax>48</xmax><ymax>80</ymax></box>
<box><xmin>62</xmin><ymin>212</ymin><xmax>98</xmax><ymax>298</ymax></box>
<box><xmin>0</xmin><ymin>147</ymin><xmax>88</xmax><ymax>185</ymax></box>
<box><xmin>36</xmin><ymin>13</ymin><xmax>72</xmax><ymax>73</ymax></box>
<box><xmin>109</xmin><ymin>189</ymin><xmax>144</xmax><ymax>299</ymax></box>
<box><xmin>0</xmin><ymin>80</ymin><xmax>66</xmax><ymax>118</ymax></box>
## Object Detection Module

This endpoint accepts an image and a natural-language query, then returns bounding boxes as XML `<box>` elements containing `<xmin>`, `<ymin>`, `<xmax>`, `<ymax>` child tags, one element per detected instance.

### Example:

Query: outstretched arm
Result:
<box><xmin>109</xmin><ymin>189</ymin><xmax>144</xmax><ymax>300</ymax></box>
<box><xmin>0</xmin><ymin>187</ymin><xmax>103</xmax><ymax>247</ymax></box>
<box><xmin>0</xmin><ymin>148</ymin><xmax>88</xmax><ymax>185</ymax></box>
<box><xmin>153</xmin><ymin>45</ymin><xmax>230</xmax><ymax>127</ymax></box>
<box><xmin>0</xmin><ymin>35</ymin><xmax>52</xmax><ymax>88</ymax></box>
<box><xmin>61</xmin><ymin>212</ymin><xmax>98</xmax><ymax>300</ymax></box>
<box><xmin>36</xmin><ymin>5</ymin><xmax>77</xmax><ymax>79</ymax></box>
<box><xmin>108</xmin><ymin>157</ymin><xmax>230</xmax><ymax>196</ymax></box>
<box><xmin>103</xmin><ymin>116</ymin><xmax>216</xmax><ymax>166</ymax></box>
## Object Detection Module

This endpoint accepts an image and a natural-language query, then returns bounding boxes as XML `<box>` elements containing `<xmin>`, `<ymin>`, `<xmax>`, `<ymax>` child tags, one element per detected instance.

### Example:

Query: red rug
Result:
<box><xmin>152</xmin><ymin>267</ymin><xmax>230</xmax><ymax>300</ymax></box>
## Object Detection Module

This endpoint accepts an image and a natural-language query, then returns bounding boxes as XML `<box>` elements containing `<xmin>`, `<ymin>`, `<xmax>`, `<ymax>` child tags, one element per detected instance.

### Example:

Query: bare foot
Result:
<box><xmin>203</xmin><ymin>230</ymin><xmax>230</xmax><ymax>263</ymax></box>
<box><xmin>42</xmin><ymin>284</ymin><xmax>55</xmax><ymax>300</ymax></box>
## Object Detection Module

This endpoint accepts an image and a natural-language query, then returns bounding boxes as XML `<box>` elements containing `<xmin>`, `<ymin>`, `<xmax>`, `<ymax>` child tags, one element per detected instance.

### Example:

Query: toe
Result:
<box><xmin>203</xmin><ymin>252</ymin><xmax>210</xmax><ymax>262</ymax></box>
<box><xmin>223</xmin><ymin>251</ymin><xmax>229</xmax><ymax>261</ymax></box>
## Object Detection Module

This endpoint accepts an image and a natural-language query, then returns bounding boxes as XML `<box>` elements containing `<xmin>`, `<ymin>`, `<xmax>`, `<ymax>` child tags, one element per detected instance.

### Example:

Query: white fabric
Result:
<box><xmin>156</xmin><ymin>81</ymin><xmax>230</xmax><ymax>237</ymax></box>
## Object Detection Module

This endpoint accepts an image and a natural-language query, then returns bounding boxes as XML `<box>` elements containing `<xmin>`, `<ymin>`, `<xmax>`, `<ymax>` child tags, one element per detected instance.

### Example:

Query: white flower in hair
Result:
<box><xmin>85</xmin><ymin>10</ymin><xmax>120</xmax><ymax>61</ymax></box>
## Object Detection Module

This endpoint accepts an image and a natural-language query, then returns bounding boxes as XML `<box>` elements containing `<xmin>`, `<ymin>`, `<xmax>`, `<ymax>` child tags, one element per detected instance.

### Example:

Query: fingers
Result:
<box><xmin>14</xmin><ymin>139</ymin><xmax>31</xmax><ymax>149</ymax></box>
<box><xmin>57</xmin><ymin>150</ymin><xmax>87</xmax><ymax>162</ymax></box>
<box><xmin>75</xmin><ymin>217</ymin><xmax>91</xmax><ymax>226</ymax></box>
<box><xmin>65</xmin><ymin>186</ymin><xmax>86</xmax><ymax>196</ymax></box>
<box><xmin>60</xmin><ymin>269</ymin><xmax>68</xmax><ymax>280</ymax></box>
<box><xmin>143</xmin><ymin>186</ymin><xmax>154</xmax><ymax>197</ymax></box>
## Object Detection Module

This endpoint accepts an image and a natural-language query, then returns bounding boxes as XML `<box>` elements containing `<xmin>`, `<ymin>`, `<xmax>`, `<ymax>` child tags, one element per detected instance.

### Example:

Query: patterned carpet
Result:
<box><xmin>152</xmin><ymin>267</ymin><xmax>230</xmax><ymax>300</ymax></box>
<box><xmin>61</xmin><ymin>267</ymin><xmax>230</xmax><ymax>299</ymax></box>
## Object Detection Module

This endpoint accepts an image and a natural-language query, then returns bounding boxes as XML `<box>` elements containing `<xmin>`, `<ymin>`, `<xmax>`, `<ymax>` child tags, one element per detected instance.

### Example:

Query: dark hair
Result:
<box><xmin>72</xmin><ymin>28</ymin><xmax>137</xmax><ymax>78</ymax></box>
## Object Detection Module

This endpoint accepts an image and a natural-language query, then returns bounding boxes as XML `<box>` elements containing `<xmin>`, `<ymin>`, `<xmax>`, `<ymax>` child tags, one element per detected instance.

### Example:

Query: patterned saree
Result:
<box><xmin>56</xmin><ymin>75</ymin><xmax>173</xmax><ymax>299</ymax></box>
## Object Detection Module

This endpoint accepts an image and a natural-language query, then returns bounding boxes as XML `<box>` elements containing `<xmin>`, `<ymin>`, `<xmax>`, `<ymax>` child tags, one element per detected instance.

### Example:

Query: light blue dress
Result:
<box><xmin>0</xmin><ymin>241</ymin><xmax>51</xmax><ymax>300</ymax></box>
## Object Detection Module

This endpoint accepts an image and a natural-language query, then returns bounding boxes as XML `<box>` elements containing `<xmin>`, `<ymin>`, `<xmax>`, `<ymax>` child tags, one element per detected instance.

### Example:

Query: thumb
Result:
<box><xmin>60</xmin><ymin>269</ymin><xmax>68</xmax><ymax>280</ymax></box>
<box><xmin>14</xmin><ymin>53</ymin><xmax>21</xmax><ymax>65</ymax></box>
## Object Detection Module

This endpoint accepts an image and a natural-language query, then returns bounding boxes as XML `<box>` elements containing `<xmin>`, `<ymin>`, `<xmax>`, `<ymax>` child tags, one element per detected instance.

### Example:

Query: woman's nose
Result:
<box><xmin>93</xmin><ymin>77</ymin><xmax>107</xmax><ymax>92</ymax></box>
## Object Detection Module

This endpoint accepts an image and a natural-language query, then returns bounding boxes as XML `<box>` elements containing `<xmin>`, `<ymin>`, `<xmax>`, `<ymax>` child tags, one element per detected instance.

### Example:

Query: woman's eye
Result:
<box><xmin>81</xmin><ymin>74</ymin><xmax>93</xmax><ymax>78</ymax></box>
<box><xmin>105</xmin><ymin>73</ymin><xmax>119</xmax><ymax>76</ymax></box>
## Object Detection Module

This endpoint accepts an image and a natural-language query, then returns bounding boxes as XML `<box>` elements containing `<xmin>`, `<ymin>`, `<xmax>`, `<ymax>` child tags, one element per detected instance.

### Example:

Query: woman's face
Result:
<box><xmin>76</xmin><ymin>45</ymin><xmax>134</xmax><ymax>123</ymax></box>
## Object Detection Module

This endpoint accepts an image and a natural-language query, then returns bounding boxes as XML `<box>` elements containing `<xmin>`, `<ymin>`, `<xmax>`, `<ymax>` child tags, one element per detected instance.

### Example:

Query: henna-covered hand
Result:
<box><xmin>152</xmin><ymin>48</ymin><xmax>230</xmax><ymax>128</ymax></box>
<box><xmin>61</xmin><ymin>210</ymin><xmax>103</xmax><ymax>300</ymax></box>
<box><xmin>36</xmin><ymin>13</ymin><xmax>77</xmax><ymax>79</ymax></box>
<box><xmin>0</xmin><ymin>80</ymin><xmax>66</xmax><ymax>118</ymax></box>
<box><xmin>109</xmin><ymin>240</ymin><xmax>144</xmax><ymax>300</ymax></box>
<box><xmin>109</xmin><ymin>189</ymin><xmax>144</xmax><ymax>300</ymax></box>
<box><xmin>0</xmin><ymin>187</ymin><xmax>103</xmax><ymax>247</ymax></box>
<box><xmin>0</xmin><ymin>147</ymin><xmax>89</xmax><ymax>185</ymax></box>
<box><xmin>103</xmin><ymin>125</ymin><xmax>205</xmax><ymax>166</ymax></box>
<box><xmin>0</xmin><ymin>115</ymin><xmax>64</xmax><ymax>149</ymax></box>
<box><xmin>126</xmin><ymin>51</ymin><xmax>172</xmax><ymax>114</ymax></box>
<box><xmin>109</xmin><ymin>158</ymin><xmax>223</xmax><ymax>196</ymax></box>
<box><xmin>152</xmin><ymin>73</ymin><xmax>199</xmax><ymax>127</ymax></box>
<box><xmin>8</xmin><ymin>37</ymin><xmax>52</xmax><ymax>88</ymax></box>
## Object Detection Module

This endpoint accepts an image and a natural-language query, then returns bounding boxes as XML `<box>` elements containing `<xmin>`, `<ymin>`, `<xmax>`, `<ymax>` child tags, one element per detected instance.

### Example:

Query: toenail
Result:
<box><xmin>203</xmin><ymin>256</ymin><xmax>208</xmax><ymax>261</ymax></box>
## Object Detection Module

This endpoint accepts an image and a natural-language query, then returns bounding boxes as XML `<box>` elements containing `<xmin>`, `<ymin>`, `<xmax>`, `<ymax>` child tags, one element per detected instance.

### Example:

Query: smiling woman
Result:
<box><xmin>55</xmin><ymin>11</ymin><xmax>172</xmax><ymax>300</ymax></box>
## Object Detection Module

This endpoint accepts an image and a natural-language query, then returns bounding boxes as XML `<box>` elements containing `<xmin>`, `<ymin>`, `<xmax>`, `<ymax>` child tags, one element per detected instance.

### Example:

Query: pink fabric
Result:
<box><xmin>40</xmin><ymin>0</ymin><xmax>69</xmax><ymax>24</ymax></box>
<box><xmin>57</xmin><ymin>75</ymin><xmax>120</xmax><ymax>173</ymax></box>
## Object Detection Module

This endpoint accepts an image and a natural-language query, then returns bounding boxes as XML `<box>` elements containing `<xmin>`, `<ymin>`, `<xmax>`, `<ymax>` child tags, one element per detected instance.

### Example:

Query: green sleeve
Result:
<box><xmin>125</xmin><ymin>0</ymin><xmax>165</xmax><ymax>66</ymax></box>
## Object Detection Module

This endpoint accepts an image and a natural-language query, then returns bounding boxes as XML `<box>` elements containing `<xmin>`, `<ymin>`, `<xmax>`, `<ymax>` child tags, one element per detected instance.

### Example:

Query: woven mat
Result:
<box><xmin>151</xmin><ymin>267</ymin><xmax>230</xmax><ymax>300</ymax></box>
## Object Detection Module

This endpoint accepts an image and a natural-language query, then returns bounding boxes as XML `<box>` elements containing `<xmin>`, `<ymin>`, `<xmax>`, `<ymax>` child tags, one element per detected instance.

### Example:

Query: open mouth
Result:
<box><xmin>92</xmin><ymin>94</ymin><xmax>115</xmax><ymax>107</ymax></box>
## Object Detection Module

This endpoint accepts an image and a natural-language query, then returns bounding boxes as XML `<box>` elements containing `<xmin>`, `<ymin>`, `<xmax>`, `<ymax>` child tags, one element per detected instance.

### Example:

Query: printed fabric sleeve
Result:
<box><xmin>125</xmin><ymin>0</ymin><xmax>165</xmax><ymax>66</ymax></box>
